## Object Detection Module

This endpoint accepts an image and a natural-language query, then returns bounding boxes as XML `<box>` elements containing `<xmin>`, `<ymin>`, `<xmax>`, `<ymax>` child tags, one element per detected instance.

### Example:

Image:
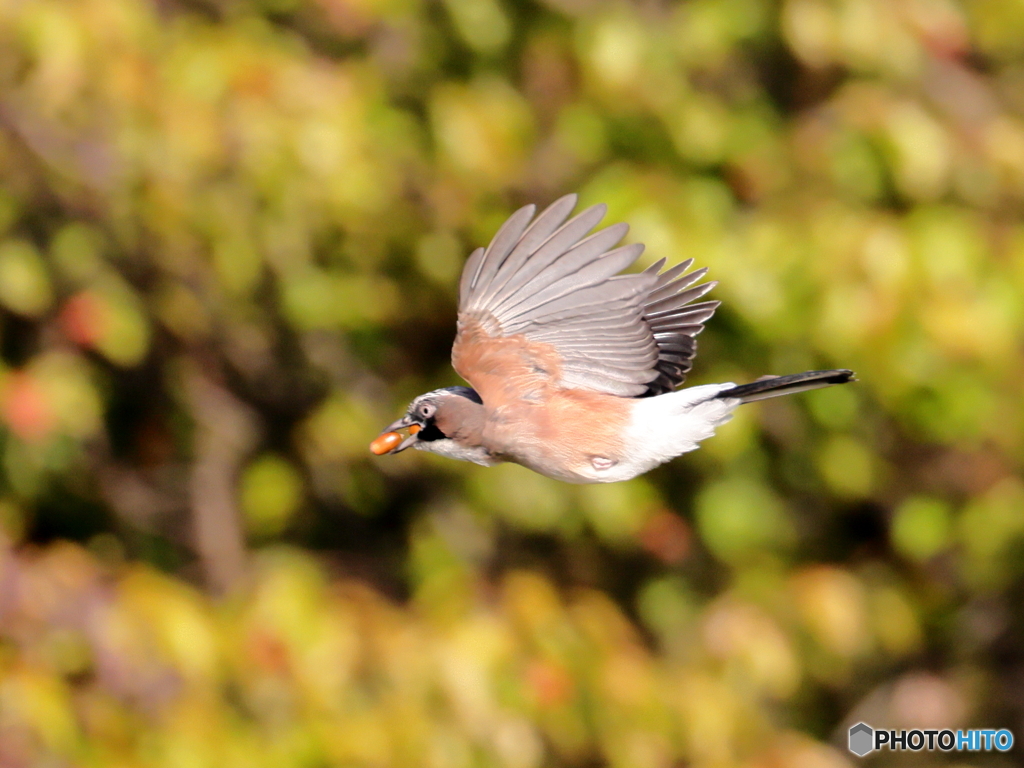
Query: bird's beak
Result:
<box><xmin>369</xmin><ymin>416</ymin><xmax>422</xmax><ymax>455</ymax></box>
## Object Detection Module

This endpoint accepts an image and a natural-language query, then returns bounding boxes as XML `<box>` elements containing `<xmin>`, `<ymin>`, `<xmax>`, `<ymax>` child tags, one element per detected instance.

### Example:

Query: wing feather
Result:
<box><xmin>487</xmin><ymin>204</ymin><xmax>609</xmax><ymax>315</ymax></box>
<box><xmin>453</xmin><ymin>198</ymin><xmax>718</xmax><ymax>401</ymax></box>
<box><xmin>468</xmin><ymin>205</ymin><xmax>536</xmax><ymax>294</ymax></box>
<box><xmin>491</xmin><ymin>230</ymin><xmax>630</xmax><ymax>317</ymax></box>
<box><xmin>469</xmin><ymin>195</ymin><xmax>578</xmax><ymax>309</ymax></box>
<box><xmin>458</xmin><ymin>247</ymin><xmax>486</xmax><ymax>306</ymax></box>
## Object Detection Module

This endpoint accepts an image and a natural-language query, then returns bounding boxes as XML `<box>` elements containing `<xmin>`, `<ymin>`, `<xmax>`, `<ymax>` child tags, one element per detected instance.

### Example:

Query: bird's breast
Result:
<box><xmin>481</xmin><ymin>389</ymin><xmax>636</xmax><ymax>483</ymax></box>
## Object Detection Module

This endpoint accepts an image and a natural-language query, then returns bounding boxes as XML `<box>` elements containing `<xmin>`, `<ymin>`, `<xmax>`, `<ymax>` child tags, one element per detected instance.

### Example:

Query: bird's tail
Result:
<box><xmin>716</xmin><ymin>369</ymin><xmax>855</xmax><ymax>404</ymax></box>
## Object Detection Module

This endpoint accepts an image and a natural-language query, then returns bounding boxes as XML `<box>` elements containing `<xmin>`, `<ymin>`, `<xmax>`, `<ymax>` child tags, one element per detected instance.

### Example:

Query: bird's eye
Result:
<box><xmin>418</xmin><ymin>403</ymin><xmax>435</xmax><ymax>418</ymax></box>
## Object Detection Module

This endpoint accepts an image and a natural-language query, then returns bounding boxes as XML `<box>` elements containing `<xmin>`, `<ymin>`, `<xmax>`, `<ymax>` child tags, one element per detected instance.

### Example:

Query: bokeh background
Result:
<box><xmin>0</xmin><ymin>0</ymin><xmax>1022</xmax><ymax>765</ymax></box>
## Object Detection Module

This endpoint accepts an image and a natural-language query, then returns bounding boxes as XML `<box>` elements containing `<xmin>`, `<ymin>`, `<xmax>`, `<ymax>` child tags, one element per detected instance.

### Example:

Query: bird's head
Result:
<box><xmin>370</xmin><ymin>386</ymin><xmax>490</xmax><ymax>464</ymax></box>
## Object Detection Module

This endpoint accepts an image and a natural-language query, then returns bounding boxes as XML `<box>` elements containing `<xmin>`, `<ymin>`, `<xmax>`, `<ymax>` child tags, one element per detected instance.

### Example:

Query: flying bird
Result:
<box><xmin>371</xmin><ymin>195</ymin><xmax>854</xmax><ymax>483</ymax></box>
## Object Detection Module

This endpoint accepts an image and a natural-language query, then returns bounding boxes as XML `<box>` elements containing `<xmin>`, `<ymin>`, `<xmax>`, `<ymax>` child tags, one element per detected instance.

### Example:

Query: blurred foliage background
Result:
<box><xmin>0</xmin><ymin>0</ymin><xmax>1022</xmax><ymax>765</ymax></box>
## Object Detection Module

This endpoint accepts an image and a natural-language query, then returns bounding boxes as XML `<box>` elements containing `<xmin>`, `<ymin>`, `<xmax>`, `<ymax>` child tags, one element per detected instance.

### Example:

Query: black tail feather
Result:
<box><xmin>716</xmin><ymin>369</ymin><xmax>855</xmax><ymax>403</ymax></box>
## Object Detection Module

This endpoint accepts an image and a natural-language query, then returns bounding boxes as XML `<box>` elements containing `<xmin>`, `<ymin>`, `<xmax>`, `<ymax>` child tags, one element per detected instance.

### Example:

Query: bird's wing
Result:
<box><xmin>640</xmin><ymin>256</ymin><xmax>719</xmax><ymax>396</ymax></box>
<box><xmin>452</xmin><ymin>194</ymin><xmax>718</xmax><ymax>402</ymax></box>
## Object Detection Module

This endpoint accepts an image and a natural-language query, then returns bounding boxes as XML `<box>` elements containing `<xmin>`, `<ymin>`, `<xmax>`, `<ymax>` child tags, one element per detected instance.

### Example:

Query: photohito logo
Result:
<box><xmin>848</xmin><ymin>723</ymin><xmax>1014</xmax><ymax>757</ymax></box>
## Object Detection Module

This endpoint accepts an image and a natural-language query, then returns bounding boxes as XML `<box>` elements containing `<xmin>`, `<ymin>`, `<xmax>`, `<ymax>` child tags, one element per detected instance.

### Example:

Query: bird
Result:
<box><xmin>371</xmin><ymin>194</ymin><xmax>854</xmax><ymax>483</ymax></box>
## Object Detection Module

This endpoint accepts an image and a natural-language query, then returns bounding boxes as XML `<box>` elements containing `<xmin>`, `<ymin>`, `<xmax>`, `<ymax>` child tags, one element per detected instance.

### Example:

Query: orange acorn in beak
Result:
<box><xmin>370</xmin><ymin>432</ymin><xmax>403</xmax><ymax>455</ymax></box>
<box><xmin>369</xmin><ymin>416</ymin><xmax>423</xmax><ymax>455</ymax></box>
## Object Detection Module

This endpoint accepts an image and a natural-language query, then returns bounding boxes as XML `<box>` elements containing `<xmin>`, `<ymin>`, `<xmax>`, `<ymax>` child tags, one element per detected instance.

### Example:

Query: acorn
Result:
<box><xmin>370</xmin><ymin>431</ymin><xmax>403</xmax><ymax>455</ymax></box>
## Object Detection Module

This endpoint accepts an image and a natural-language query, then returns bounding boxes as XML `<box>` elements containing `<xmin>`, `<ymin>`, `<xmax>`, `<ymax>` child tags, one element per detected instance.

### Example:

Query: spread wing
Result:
<box><xmin>452</xmin><ymin>194</ymin><xmax>718</xmax><ymax>402</ymax></box>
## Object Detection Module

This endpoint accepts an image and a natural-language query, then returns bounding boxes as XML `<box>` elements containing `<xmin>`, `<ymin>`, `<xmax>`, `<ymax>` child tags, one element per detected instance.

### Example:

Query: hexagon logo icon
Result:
<box><xmin>849</xmin><ymin>722</ymin><xmax>874</xmax><ymax>757</ymax></box>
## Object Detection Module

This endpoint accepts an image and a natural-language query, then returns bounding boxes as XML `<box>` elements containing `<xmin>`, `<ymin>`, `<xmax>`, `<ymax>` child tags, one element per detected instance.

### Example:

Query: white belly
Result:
<box><xmin>568</xmin><ymin>383</ymin><xmax>740</xmax><ymax>483</ymax></box>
